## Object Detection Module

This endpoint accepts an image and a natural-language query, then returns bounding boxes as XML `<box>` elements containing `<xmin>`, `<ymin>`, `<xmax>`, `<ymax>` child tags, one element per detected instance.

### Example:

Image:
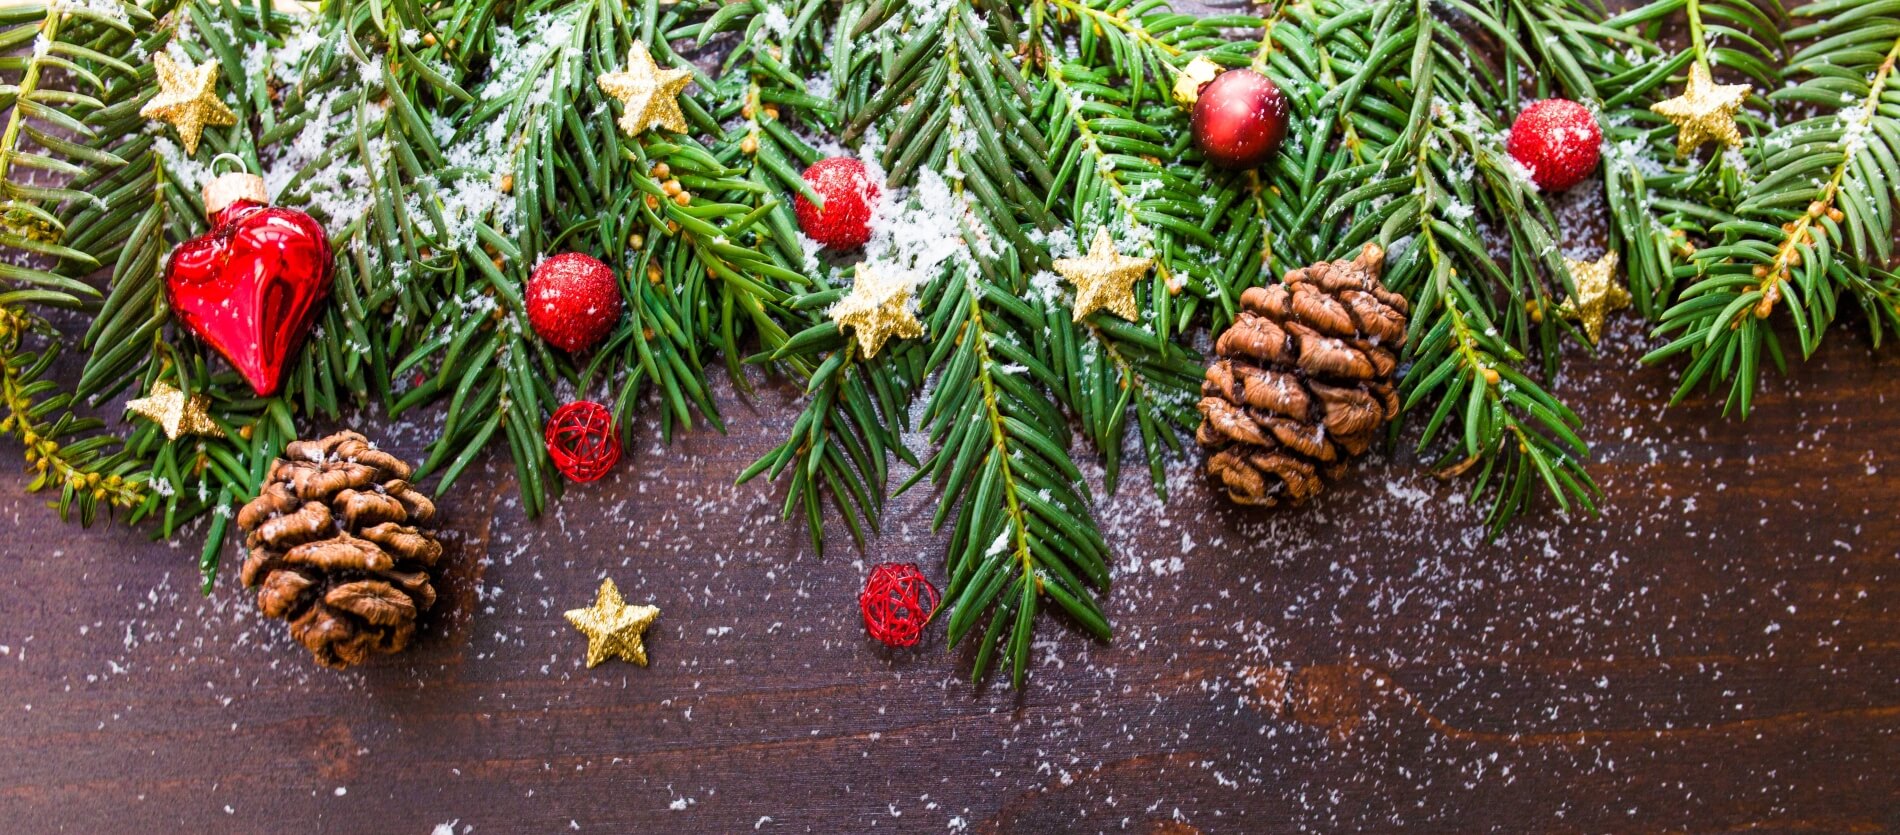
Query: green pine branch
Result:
<box><xmin>1646</xmin><ymin>0</ymin><xmax>1900</xmax><ymax>416</ymax></box>
<box><xmin>908</xmin><ymin>253</ymin><xmax>1111</xmax><ymax>689</ymax></box>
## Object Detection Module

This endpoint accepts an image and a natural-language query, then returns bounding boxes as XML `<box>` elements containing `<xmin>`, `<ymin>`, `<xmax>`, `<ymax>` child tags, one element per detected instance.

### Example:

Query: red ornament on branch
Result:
<box><xmin>545</xmin><ymin>400</ymin><xmax>621</xmax><ymax>482</ymax></box>
<box><xmin>859</xmin><ymin>562</ymin><xmax>939</xmax><ymax>649</ymax></box>
<box><xmin>1506</xmin><ymin>98</ymin><xmax>1602</xmax><ymax>191</ymax></box>
<box><xmin>528</xmin><ymin>252</ymin><xmax>623</xmax><ymax>352</ymax></box>
<box><xmin>166</xmin><ymin>164</ymin><xmax>334</xmax><ymax>397</ymax></box>
<box><xmin>1191</xmin><ymin>68</ymin><xmax>1290</xmax><ymax>170</ymax></box>
<box><xmin>794</xmin><ymin>157</ymin><xmax>879</xmax><ymax>250</ymax></box>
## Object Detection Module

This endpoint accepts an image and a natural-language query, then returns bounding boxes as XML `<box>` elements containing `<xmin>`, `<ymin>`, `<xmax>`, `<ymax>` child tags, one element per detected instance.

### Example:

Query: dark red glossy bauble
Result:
<box><xmin>165</xmin><ymin>177</ymin><xmax>334</xmax><ymax>397</ymax></box>
<box><xmin>527</xmin><ymin>252</ymin><xmax>623</xmax><ymax>353</ymax></box>
<box><xmin>1191</xmin><ymin>69</ymin><xmax>1290</xmax><ymax>170</ymax></box>
<box><xmin>1506</xmin><ymin>98</ymin><xmax>1602</xmax><ymax>191</ymax></box>
<box><xmin>793</xmin><ymin>157</ymin><xmax>879</xmax><ymax>250</ymax></box>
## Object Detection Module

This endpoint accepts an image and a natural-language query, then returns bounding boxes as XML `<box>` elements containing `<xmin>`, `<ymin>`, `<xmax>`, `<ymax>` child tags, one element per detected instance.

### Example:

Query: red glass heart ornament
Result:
<box><xmin>165</xmin><ymin>173</ymin><xmax>334</xmax><ymax>397</ymax></box>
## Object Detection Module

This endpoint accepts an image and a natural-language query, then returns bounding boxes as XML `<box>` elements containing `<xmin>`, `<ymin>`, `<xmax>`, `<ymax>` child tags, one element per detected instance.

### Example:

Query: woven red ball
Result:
<box><xmin>1506</xmin><ymin>98</ymin><xmax>1603</xmax><ymax>191</ymax></box>
<box><xmin>859</xmin><ymin>562</ymin><xmax>939</xmax><ymax>649</ymax></box>
<box><xmin>544</xmin><ymin>400</ymin><xmax>620</xmax><ymax>482</ymax></box>
<box><xmin>793</xmin><ymin>157</ymin><xmax>879</xmax><ymax>250</ymax></box>
<box><xmin>1192</xmin><ymin>68</ymin><xmax>1290</xmax><ymax>170</ymax></box>
<box><xmin>527</xmin><ymin>252</ymin><xmax>623</xmax><ymax>352</ymax></box>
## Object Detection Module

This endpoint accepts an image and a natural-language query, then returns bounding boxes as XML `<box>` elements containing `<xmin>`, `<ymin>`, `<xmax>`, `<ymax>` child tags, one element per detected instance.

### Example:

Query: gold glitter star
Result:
<box><xmin>125</xmin><ymin>379</ymin><xmax>225</xmax><ymax>441</ymax></box>
<box><xmin>1649</xmin><ymin>63</ymin><xmax>1751</xmax><ymax>155</ymax></box>
<box><xmin>565</xmin><ymin>578</ymin><xmax>660</xmax><ymax>668</ymax></box>
<box><xmin>1055</xmin><ymin>228</ymin><xmax>1153</xmax><ymax>322</ymax></box>
<box><xmin>597</xmin><ymin>42</ymin><xmax>693</xmax><ymax>137</ymax></box>
<box><xmin>829</xmin><ymin>264</ymin><xmax>923</xmax><ymax>359</ymax></box>
<box><xmin>1554</xmin><ymin>251</ymin><xmax>1630</xmax><ymax>345</ymax></box>
<box><xmin>1171</xmin><ymin>56</ymin><xmax>1222</xmax><ymax>107</ymax></box>
<box><xmin>139</xmin><ymin>52</ymin><xmax>238</xmax><ymax>156</ymax></box>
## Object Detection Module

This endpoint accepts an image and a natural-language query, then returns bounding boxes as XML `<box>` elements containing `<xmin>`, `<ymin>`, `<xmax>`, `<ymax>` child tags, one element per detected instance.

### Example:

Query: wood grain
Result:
<box><xmin>0</xmin><ymin>308</ymin><xmax>1896</xmax><ymax>833</ymax></box>
<box><xmin>4</xmin><ymin>4</ymin><xmax>1900</xmax><ymax>831</ymax></box>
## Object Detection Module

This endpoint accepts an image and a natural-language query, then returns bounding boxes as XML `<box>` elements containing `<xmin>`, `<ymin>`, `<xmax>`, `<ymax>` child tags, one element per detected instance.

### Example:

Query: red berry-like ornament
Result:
<box><xmin>545</xmin><ymin>400</ymin><xmax>620</xmax><ymax>482</ymax></box>
<box><xmin>527</xmin><ymin>252</ymin><xmax>623</xmax><ymax>352</ymax></box>
<box><xmin>794</xmin><ymin>157</ymin><xmax>879</xmax><ymax>250</ymax></box>
<box><xmin>1191</xmin><ymin>68</ymin><xmax>1290</xmax><ymax>170</ymax></box>
<box><xmin>859</xmin><ymin>563</ymin><xmax>939</xmax><ymax>649</ymax></box>
<box><xmin>166</xmin><ymin>171</ymin><xmax>334</xmax><ymax>397</ymax></box>
<box><xmin>1507</xmin><ymin>98</ymin><xmax>1602</xmax><ymax>191</ymax></box>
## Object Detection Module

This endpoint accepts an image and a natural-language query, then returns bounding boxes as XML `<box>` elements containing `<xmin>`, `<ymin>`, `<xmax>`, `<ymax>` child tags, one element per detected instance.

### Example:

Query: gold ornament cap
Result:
<box><xmin>1172</xmin><ymin>57</ymin><xmax>1222</xmax><ymax>108</ymax></box>
<box><xmin>203</xmin><ymin>171</ymin><xmax>268</xmax><ymax>217</ymax></box>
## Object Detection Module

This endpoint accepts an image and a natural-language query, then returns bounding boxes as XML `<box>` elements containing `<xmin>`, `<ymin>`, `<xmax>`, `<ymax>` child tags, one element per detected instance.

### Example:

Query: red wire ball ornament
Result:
<box><xmin>859</xmin><ymin>563</ymin><xmax>940</xmax><ymax>649</ymax></box>
<box><xmin>544</xmin><ymin>400</ymin><xmax>621</xmax><ymax>482</ymax></box>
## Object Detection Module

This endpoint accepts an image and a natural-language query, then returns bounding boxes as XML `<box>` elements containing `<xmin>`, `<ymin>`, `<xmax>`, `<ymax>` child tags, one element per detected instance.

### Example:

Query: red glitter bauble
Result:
<box><xmin>793</xmin><ymin>157</ymin><xmax>879</xmax><ymax>250</ymax></box>
<box><xmin>859</xmin><ymin>563</ymin><xmax>939</xmax><ymax>649</ymax></box>
<box><xmin>544</xmin><ymin>400</ymin><xmax>621</xmax><ymax>482</ymax></box>
<box><xmin>1191</xmin><ymin>69</ymin><xmax>1290</xmax><ymax>170</ymax></box>
<box><xmin>527</xmin><ymin>252</ymin><xmax>623</xmax><ymax>352</ymax></box>
<box><xmin>1506</xmin><ymin>98</ymin><xmax>1602</xmax><ymax>191</ymax></box>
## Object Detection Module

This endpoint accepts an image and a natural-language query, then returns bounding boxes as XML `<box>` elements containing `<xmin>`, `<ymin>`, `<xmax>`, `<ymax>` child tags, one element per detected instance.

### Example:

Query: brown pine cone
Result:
<box><xmin>235</xmin><ymin>431</ymin><xmax>443</xmax><ymax>668</ymax></box>
<box><xmin>1197</xmin><ymin>244</ymin><xmax>1409</xmax><ymax>507</ymax></box>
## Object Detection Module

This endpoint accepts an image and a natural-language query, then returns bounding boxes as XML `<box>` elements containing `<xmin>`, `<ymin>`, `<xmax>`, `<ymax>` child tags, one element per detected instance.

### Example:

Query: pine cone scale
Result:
<box><xmin>1197</xmin><ymin>245</ymin><xmax>1408</xmax><ymax>507</ymax></box>
<box><xmin>236</xmin><ymin>431</ymin><xmax>443</xmax><ymax>669</ymax></box>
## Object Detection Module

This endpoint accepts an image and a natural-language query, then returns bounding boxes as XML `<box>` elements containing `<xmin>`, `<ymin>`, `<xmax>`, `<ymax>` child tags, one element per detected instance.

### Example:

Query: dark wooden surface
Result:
<box><xmin>1</xmin><ymin>305</ymin><xmax>1898</xmax><ymax>833</ymax></box>
<box><xmin>4</xmin><ymin>5</ymin><xmax>1900</xmax><ymax>827</ymax></box>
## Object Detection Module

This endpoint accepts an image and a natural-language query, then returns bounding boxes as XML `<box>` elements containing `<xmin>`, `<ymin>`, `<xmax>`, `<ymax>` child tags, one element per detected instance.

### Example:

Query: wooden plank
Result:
<box><xmin>0</xmin><ymin>319</ymin><xmax>1896</xmax><ymax>832</ymax></box>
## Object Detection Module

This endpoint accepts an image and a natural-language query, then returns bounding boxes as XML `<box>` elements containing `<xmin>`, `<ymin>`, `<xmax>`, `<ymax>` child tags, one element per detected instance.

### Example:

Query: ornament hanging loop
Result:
<box><xmin>202</xmin><ymin>154</ymin><xmax>268</xmax><ymax>218</ymax></box>
<box><xmin>209</xmin><ymin>153</ymin><xmax>248</xmax><ymax>177</ymax></box>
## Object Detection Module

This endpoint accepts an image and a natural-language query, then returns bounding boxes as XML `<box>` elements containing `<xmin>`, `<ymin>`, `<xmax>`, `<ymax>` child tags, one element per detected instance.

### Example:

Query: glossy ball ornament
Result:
<box><xmin>859</xmin><ymin>562</ymin><xmax>939</xmax><ymax>649</ymax></box>
<box><xmin>793</xmin><ymin>157</ymin><xmax>879</xmax><ymax>250</ymax></box>
<box><xmin>527</xmin><ymin>252</ymin><xmax>623</xmax><ymax>352</ymax></box>
<box><xmin>1191</xmin><ymin>68</ymin><xmax>1290</xmax><ymax>170</ymax></box>
<box><xmin>544</xmin><ymin>400</ymin><xmax>621</xmax><ymax>482</ymax></box>
<box><xmin>1507</xmin><ymin>98</ymin><xmax>1602</xmax><ymax>191</ymax></box>
<box><xmin>165</xmin><ymin>172</ymin><xmax>334</xmax><ymax>397</ymax></box>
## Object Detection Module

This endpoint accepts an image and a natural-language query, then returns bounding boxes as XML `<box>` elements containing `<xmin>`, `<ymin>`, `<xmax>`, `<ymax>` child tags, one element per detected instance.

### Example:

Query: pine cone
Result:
<box><xmin>1197</xmin><ymin>244</ymin><xmax>1409</xmax><ymax>507</ymax></box>
<box><xmin>235</xmin><ymin>431</ymin><xmax>443</xmax><ymax>668</ymax></box>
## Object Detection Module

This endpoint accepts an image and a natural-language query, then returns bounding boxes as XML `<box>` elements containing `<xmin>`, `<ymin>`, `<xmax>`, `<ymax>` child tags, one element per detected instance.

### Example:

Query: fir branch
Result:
<box><xmin>909</xmin><ymin>252</ymin><xmax>1111</xmax><ymax>689</ymax></box>
<box><xmin>1280</xmin><ymin>0</ymin><xmax>1599</xmax><ymax>527</ymax></box>
<box><xmin>1646</xmin><ymin>0</ymin><xmax>1900</xmax><ymax>416</ymax></box>
<box><xmin>1027</xmin><ymin>8</ymin><xmax>1222</xmax><ymax>495</ymax></box>
<box><xmin>0</xmin><ymin>305</ymin><xmax>146</xmax><ymax>523</ymax></box>
<box><xmin>696</xmin><ymin>2</ymin><xmax>912</xmax><ymax>555</ymax></box>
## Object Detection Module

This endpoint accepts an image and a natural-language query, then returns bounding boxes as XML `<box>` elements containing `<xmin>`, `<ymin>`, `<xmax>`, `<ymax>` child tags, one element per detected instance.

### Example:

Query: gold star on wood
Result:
<box><xmin>1055</xmin><ymin>228</ymin><xmax>1153</xmax><ymax>322</ymax></box>
<box><xmin>139</xmin><ymin>52</ymin><xmax>237</xmax><ymax>156</ymax></box>
<box><xmin>1649</xmin><ymin>63</ymin><xmax>1751</xmax><ymax>155</ymax></box>
<box><xmin>1554</xmin><ymin>251</ymin><xmax>1630</xmax><ymax>345</ymax></box>
<box><xmin>829</xmin><ymin>264</ymin><xmax>923</xmax><ymax>359</ymax></box>
<box><xmin>125</xmin><ymin>379</ymin><xmax>225</xmax><ymax>441</ymax></box>
<box><xmin>565</xmin><ymin>578</ymin><xmax>660</xmax><ymax>668</ymax></box>
<box><xmin>597</xmin><ymin>42</ymin><xmax>693</xmax><ymax>137</ymax></box>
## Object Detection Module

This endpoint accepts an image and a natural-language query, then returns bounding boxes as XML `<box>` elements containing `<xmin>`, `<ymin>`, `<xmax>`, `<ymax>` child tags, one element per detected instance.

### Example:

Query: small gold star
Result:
<box><xmin>597</xmin><ymin>42</ymin><xmax>694</xmax><ymax>137</ymax></box>
<box><xmin>565</xmin><ymin>578</ymin><xmax>660</xmax><ymax>668</ymax></box>
<box><xmin>1055</xmin><ymin>228</ymin><xmax>1153</xmax><ymax>322</ymax></box>
<box><xmin>829</xmin><ymin>264</ymin><xmax>923</xmax><ymax>359</ymax></box>
<box><xmin>125</xmin><ymin>379</ymin><xmax>225</xmax><ymax>440</ymax></box>
<box><xmin>140</xmin><ymin>52</ymin><xmax>238</xmax><ymax>156</ymax></box>
<box><xmin>1649</xmin><ymin>63</ymin><xmax>1751</xmax><ymax>155</ymax></box>
<box><xmin>1554</xmin><ymin>251</ymin><xmax>1630</xmax><ymax>345</ymax></box>
<box><xmin>1172</xmin><ymin>56</ymin><xmax>1221</xmax><ymax>107</ymax></box>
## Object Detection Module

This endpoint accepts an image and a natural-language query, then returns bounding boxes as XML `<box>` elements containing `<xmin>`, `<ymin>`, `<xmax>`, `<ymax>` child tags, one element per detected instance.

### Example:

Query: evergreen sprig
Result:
<box><xmin>0</xmin><ymin>0</ymin><xmax>1890</xmax><ymax>685</ymax></box>
<box><xmin>1646</xmin><ymin>0</ymin><xmax>1900</xmax><ymax>416</ymax></box>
